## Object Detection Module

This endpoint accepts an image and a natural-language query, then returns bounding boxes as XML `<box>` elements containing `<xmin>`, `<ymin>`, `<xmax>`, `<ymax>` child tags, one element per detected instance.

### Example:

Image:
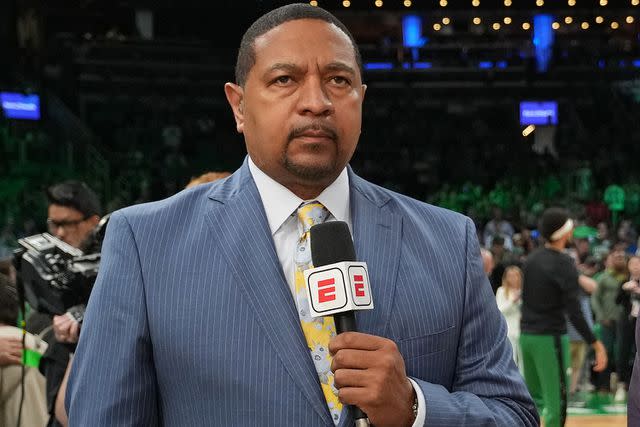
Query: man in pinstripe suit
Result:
<box><xmin>66</xmin><ymin>4</ymin><xmax>538</xmax><ymax>426</ymax></box>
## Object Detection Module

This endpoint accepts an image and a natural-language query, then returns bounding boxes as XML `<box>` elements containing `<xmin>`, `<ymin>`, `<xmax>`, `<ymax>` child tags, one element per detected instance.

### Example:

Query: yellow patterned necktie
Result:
<box><xmin>294</xmin><ymin>201</ymin><xmax>342</xmax><ymax>425</ymax></box>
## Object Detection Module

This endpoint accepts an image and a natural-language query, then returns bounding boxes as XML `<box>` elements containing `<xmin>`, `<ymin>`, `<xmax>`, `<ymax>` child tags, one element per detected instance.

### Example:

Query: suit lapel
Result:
<box><xmin>204</xmin><ymin>163</ymin><xmax>332</xmax><ymax>424</ymax></box>
<box><xmin>349</xmin><ymin>171</ymin><xmax>402</xmax><ymax>338</ymax></box>
<box><xmin>337</xmin><ymin>172</ymin><xmax>403</xmax><ymax>427</ymax></box>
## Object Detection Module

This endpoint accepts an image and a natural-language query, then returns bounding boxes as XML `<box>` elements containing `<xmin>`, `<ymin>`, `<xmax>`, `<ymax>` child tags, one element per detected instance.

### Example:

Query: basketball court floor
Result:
<box><xmin>565</xmin><ymin>392</ymin><xmax>626</xmax><ymax>427</ymax></box>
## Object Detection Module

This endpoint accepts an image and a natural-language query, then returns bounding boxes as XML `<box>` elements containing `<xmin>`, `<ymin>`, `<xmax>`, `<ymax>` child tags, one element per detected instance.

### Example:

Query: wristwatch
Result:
<box><xmin>411</xmin><ymin>392</ymin><xmax>418</xmax><ymax>421</ymax></box>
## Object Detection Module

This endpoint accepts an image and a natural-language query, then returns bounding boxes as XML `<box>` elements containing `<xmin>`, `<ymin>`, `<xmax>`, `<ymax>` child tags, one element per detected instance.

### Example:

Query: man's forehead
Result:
<box><xmin>48</xmin><ymin>204</ymin><xmax>84</xmax><ymax>218</ymax></box>
<box><xmin>253</xmin><ymin>19</ymin><xmax>356</xmax><ymax>65</ymax></box>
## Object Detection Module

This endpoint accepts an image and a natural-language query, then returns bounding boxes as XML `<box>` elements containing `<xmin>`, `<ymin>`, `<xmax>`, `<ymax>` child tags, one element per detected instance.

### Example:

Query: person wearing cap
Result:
<box><xmin>520</xmin><ymin>207</ymin><xmax>607</xmax><ymax>427</ymax></box>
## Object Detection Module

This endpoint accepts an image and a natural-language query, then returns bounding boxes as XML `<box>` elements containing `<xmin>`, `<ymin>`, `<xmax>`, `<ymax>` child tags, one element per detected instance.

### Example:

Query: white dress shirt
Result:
<box><xmin>248</xmin><ymin>157</ymin><xmax>426</xmax><ymax>427</ymax></box>
<box><xmin>248</xmin><ymin>157</ymin><xmax>351</xmax><ymax>294</ymax></box>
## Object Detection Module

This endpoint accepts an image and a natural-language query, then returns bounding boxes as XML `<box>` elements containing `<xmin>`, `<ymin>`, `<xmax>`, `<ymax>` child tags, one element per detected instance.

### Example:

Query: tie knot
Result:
<box><xmin>297</xmin><ymin>201</ymin><xmax>329</xmax><ymax>233</ymax></box>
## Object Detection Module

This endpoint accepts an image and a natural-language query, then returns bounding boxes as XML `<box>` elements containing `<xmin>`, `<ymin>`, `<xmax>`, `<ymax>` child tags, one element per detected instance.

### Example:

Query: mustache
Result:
<box><xmin>288</xmin><ymin>123</ymin><xmax>338</xmax><ymax>142</ymax></box>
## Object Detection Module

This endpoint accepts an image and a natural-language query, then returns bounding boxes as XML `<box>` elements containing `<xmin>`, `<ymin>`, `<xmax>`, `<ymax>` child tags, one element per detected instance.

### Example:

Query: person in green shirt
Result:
<box><xmin>591</xmin><ymin>248</ymin><xmax>628</xmax><ymax>393</ymax></box>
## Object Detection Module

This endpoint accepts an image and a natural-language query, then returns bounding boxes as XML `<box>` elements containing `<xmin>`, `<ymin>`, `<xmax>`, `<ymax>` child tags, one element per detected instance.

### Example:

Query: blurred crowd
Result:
<box><xmin>485</xmin><ymin>203</ymin><xmax>639</xmax><ymax>407</ymax></box>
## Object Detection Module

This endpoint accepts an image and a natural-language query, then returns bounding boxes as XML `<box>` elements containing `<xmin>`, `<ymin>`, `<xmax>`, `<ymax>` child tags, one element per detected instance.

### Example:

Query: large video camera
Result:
<box><xmin>13</xmin><ymin>214</ymin><xmax>110</xmax><ymax>316</ymax></box>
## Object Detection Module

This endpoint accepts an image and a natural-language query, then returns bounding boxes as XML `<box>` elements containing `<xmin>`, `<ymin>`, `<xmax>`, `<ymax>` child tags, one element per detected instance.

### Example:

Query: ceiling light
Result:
<box><xmin>522</xmin><ymin>22</ymin><xmax>531</xmax><ymax>30</ymax></box>
<box><xmin>611</xmin><ymin>21</ymin><xmax>619</xmax><ymax>28</ymax></box>
<box><xmin>581</xmin><ymin>22</ymin><xmax>589</xmax><ymax>29</ymax></box>
<box><xmin>627</xmin><ymin>16</ymin><xmax>635</xmax><ymax>23</ymax></box>
<box><xmin>493</xmin><ymin>22</ymin><xmax>501</xmax><ymax>30</ymax></box>
<box><xmin>552</xmin><ymin>22</ymin><xmax>560</xmax><ymax>29</ymax></box>
<box><xmin>595</xmin><ymin>16</ymin><xmax>604</xmax><ymax>23</ymax></box>
<box><xmin>433</xmin><ymin>23</ymin><xmax>442</xmax><ymax>31</ymax></box>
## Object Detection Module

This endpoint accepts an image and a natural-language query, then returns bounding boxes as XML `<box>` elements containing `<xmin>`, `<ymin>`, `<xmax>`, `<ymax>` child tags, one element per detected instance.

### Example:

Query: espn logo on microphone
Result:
<box><xmin>303</xmin><ymin>262</ymin><xmax>374</xmax><ymax>317</ymax></box>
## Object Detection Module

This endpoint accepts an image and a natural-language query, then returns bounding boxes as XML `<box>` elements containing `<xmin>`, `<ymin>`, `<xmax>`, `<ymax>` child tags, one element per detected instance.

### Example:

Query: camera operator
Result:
<box><xmin>38</xmin><ymin>180</ymin><xmax>102</xmax><ymax>427</ymax></box>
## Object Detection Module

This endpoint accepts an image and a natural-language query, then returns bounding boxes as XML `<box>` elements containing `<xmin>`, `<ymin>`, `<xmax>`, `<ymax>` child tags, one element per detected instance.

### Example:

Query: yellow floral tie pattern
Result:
<box><xmin>294</xmin><ymin>201</ymin><xmax>342</xmax><ymax>424</ymax></box>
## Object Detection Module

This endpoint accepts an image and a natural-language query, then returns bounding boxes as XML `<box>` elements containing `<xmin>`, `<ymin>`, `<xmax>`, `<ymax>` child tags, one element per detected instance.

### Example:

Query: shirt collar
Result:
<box><xmin>248</xmin><ymin>157</ymin><xmax>350</xmax><ymax>235</ymax></box>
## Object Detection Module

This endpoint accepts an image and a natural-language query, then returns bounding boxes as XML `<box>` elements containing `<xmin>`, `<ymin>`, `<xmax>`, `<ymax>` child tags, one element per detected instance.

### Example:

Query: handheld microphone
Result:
<box><xmin>307</xmin><ymin>221</ymin><xmax>373</xmax><ymax>427</ymax></box>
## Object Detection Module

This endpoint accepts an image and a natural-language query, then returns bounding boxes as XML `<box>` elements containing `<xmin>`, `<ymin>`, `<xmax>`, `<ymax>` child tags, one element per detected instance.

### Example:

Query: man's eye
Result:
<box><xmin>332</xmin><ymin>76</ymin><xmax>350</xmax><ymax>85</ymax></box>
<box><xmin>274</xmin><ymin>76</ymin><xmax>292</xmax><ymax>84</ymax></box>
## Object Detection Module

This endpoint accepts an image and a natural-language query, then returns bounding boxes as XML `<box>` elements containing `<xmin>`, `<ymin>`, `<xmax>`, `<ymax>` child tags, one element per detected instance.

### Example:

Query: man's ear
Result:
<box><xmin>224</xmin><ymin>82</ymin><xmax>245</xmax><ymax>134</ymax></box>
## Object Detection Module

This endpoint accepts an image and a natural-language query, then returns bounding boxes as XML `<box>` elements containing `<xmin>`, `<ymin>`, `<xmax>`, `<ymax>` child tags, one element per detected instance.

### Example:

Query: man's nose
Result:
<box><xmin>297</xmin><ymin>78</ymin><xmax>334</xmax><ymax>117</ymax></box>
<box><xmin>53</xmin><ymin>227</ymin><xmax>66</xmax><ymax>239</ymax></box>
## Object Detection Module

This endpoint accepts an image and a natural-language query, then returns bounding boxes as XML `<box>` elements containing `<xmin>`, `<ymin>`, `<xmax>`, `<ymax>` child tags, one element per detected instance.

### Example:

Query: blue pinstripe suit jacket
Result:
<box><xmin>66</xmin><ymin>159</ymin><xmax>538</xmax><ymax>426</ymax></box>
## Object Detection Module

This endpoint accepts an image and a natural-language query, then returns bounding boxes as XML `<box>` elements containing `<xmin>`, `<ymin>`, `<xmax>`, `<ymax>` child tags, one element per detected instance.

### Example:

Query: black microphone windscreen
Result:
<box><xmin>310</xmin><ymin>222</ymin><xmax>368</xmax><ymax>422</ymax></box>
<box><xmin>310</xmin><ymin>221</ymin><xmax>356</xmax><ymax>266</ymax></box>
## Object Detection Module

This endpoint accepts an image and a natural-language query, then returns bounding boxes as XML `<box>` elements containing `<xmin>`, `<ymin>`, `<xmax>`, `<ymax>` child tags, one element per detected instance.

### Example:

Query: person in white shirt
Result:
<box><xmin>496</xmin><ymin>265</ymin><xmax>524</xmax><ymax>371</ymax></box>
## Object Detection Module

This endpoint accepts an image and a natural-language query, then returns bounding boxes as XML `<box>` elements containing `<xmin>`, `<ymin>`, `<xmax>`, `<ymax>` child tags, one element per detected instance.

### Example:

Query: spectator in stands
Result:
<box><xmin>489</xmin><ymin>235</ymin><xmax>519</xmax><ymax>295</ymax></box>
<box><xmin>617</xmin><ymin>219</ymin><xmax>638</xmax><ymax>254</ymax></box>
<box><xmin>480</xmin><ymin>247</ymin><xmax>495</xmax><ymax>279</ymax></box>
<box><xmin>567</xmin><ymin>255</ymin><xmax>599</xmax><ymax>400</ymax></box>
<box><xmin>585</xmin><ymin>199</ymin><xmax>609</xmax><ymax>228</ymax></box>
<box><xmin>184</xmin><ymin>171</ymin><xmax>232</xmax><ymax>189</ymax></box>
<box><xmin>592</xmin><ymin>221</ymin><xmax>612</xmax><ymax>261</ymax></box>
<box><xmin>496</xmin><ymin>265</ymin><xmax>524</xmax><ymax>371</ymax></box>
<box><xmin>0</xmin><ymin>274</ymin><xmax>48</xmax><ymax>426</ymax></box>
<box><xmin>591</xmin><ymin>249</ymin><xmax>628</xmax><ymax>394</ymax></box>
<box><xmin>511</xmin><ymin>233</ymin><xmax>527</xmax><ymax>262</ymax></box>
<box><xmin>483</xmin><ymin>205</ymin><xmax>515</xmax><ymax>250</ymax></box>
<box><xmin>574</xmin><ymin>236</ymin><xmax>591</xmax><ymax>265</ymax></box>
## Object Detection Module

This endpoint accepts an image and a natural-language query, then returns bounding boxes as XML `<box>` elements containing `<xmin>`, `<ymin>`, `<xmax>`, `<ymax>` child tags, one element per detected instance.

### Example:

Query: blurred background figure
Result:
<box><xmin>483</xmin><ymin>205</ymin><xmax>515</xmax><ymax>251</ymax></box>
<box><xmin>184</xmin><ymin>171</ymin><xmax>232</xmax><ymax>189</ymax></box>
<box><xmin>496</xmin><ymin>265</ymin><xmax>524</xmax><ymax>371</ymax></box>
<box><xmin>0</xmin><ymin>273</ymin><xmax>48</xmax><ymax>427</ymax></box>
<box><xmin>615</xmin><ymin>256</ymin><xmax>640</xmax><ymax>402</ymax></box>
<box><xmin>591</xmin><ymin>249</ymin><xmax>628</xmax><ymax>394</ymax></box>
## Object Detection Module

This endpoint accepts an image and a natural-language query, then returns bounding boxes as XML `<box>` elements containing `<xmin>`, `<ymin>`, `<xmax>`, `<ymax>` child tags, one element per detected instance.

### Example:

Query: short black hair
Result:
<box><xmin>235</xmin><ymin>3</ymin><xmax>362</xmax><ymax>86</ymax></box>
<box><xmin>540</xmin><ymin>207</ymin><xmax>570</xmax><ymax>241</ymax></box>
<box><xmin>46</xmin><ymin>180</ymin><xmax>102</xmax><ymax>218</ymax></box>
<box><xmin>0</xmin><ymin>274</ymin><xmax>18</xmax><ymax>326</ymax></box>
